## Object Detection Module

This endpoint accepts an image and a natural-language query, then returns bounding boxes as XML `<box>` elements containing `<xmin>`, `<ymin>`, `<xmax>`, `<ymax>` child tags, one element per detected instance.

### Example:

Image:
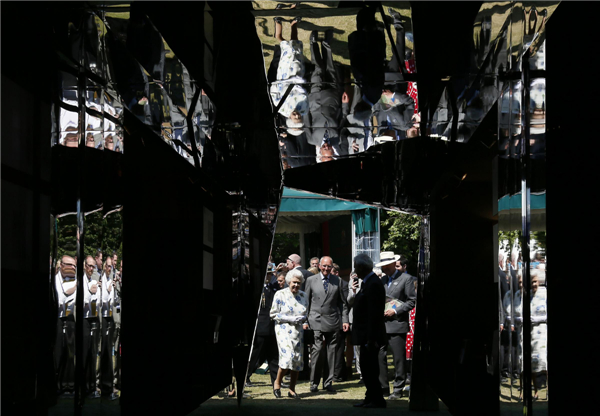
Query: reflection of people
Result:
<box><xmin>351</xmin><ymin>254</ymin><xmax>387</xmax><ymax>409</ymax></box>
<box><xmin>377</xmin><ymin>252</ymin><xmax>416</xmax><ymax>400</ymax></box>
<box><xmin>54</xmin><ymin>255</ymin><xmax>77</xmax><ymax>395</ymax></box>
<box><xmin>504</xmin><ymin>270</ymin><xmax>522</xmax><ymax>384</ymax></box>
<box><xmin>348</xmin><ymin>5</ymin><xmax>386</xmax><ymax>105</ymax></box>
<box><xmin>529</xmin><ymin>272</ymin><xmax>547</xmax><ymax>400</ymax></box>
<box><xmin>112</xmin><ymin>260</ymin><xmax>122</xmax><ymax>400</ymax></box>
<box><xmin>306</xmin><ymin>29</ymin><xmax>347</xmax><ymax>160</ymax></box>
<box><xmin>270</xmin><ymin>17</ymin><xmax>308</xmax><ymax>119</ymax></box>
<box><xmin>100</xmin><ymin>257</ymin><xmax>116</xmax><ymax>396</ymax></box>
<box><xmin>303</xmin><ymin>256</ymin><xmax>349</xmax><ymax>394</ymax></box>
<box><xmin>83</xmin><ymin>256</ymin><xmax>102</xmax><ymax>398</ymax></box>
<box><xmin>247</xmin><ymin>265</ymin><xmax>282</xmax><ymax>388</ymax></box>
<box><xmin>372</xmin><ymin>90</ymin><xmax>415</xmax><ymax>139</ymax></box>
<box><xmin>341</xmin><ymin>85</ymin><xmax>375</xmax><ymax>154</ymax></box>
<box><xmin>270</xmin><ymin>269</ymin><xmax>308</xmax><ymax>399</ymax></box>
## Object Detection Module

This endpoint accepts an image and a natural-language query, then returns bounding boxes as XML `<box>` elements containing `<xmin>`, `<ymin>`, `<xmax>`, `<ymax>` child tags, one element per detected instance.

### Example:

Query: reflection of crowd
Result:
<box><xmin>499</xmin><ymin>249</ymin><xmax>547</xmax><ymax>400</ymax></box>
<box><xmin>269</xmin><ymin>6</ymin><xmax>420</xmax><ymax>169</ymax></box>
<box><xmin>244</xmin><ymin>250</ymin><xmax>417</xmax><ymax>405</ymax></box>
<box><xmin>54</xmin><ymin>249</ymin><xmax>122</xmax><ymax>400</ymax></box>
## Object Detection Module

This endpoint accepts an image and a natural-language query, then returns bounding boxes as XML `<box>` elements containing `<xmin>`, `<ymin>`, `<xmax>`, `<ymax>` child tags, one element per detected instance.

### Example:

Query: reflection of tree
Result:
<box><xmin>57</xmin><ymin>211</ymin><xmax>123</xmax><ymax>260</ymax></box>
<box><xmin>102</xmin><ymin>212</ymin><xmax>123</xmax><ymax>261</ymax></box>
<box><xmin>56</xmin><ymin>214</ymin><xmax>78</xmax><ymax>258</ymax></box>
<box><xmin>271</xmin><ymin>232</ymin><xmax>300</xmax><ymax>264</ymax></box>
<box><xmin>380</xmin><ymin>210</ymin><xmax>420</xmax><ymax>270</ymax></box>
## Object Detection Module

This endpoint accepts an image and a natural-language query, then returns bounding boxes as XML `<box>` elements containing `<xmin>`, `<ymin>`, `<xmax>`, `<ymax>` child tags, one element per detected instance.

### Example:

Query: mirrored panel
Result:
<box><xmin>252</xmin><ymin>1</ymin><xmax>419</xmax><ymax>169</ymax></box>
<box><xmin>496</xmin><ymin>5</ymin><xmax>548</xmax><ymax>413</ymax></box>
<box><xmin>53</xmin><ymin>213</ymin><xmax>78</xmax><ymax>406</ymax></box>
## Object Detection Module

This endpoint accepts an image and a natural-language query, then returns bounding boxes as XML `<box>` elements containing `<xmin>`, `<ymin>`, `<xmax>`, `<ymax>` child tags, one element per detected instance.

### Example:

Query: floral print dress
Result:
<box><xmin>269</xmin><ymin>287</ymin><xmax>308</xmax><ymax>371</ymax></box>
<box><xmin>530</xmin><ymin>287</ymin><xmax>547</xmax><ymax>373</ymax></box>
<box><xmin>269</xmin><ymin>40</ymin><xmax>308</xmax><ymax>118</ymax></box>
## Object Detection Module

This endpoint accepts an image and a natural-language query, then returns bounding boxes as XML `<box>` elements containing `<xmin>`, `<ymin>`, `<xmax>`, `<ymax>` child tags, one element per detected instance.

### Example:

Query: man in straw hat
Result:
<box><xmin>375</xmin><ymin>251</ymin><xmax>416</xmax><ymax>400</ymax></box>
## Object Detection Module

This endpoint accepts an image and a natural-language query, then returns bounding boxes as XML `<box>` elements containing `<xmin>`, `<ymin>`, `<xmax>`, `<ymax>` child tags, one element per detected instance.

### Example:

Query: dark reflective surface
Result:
<box><xmin>495</xmin><ymin>3</ymin><xmax>550</xmax><ymax>414</ymax></box>
<box><xmin>21</xmin><ymin>1</ymin><xmax>562</xmax><ymax>414</ymax></box>
<box><xmin>253</xmin><ymin>1</ymin><xmax>419</xmax><ymax>168</ymax></box>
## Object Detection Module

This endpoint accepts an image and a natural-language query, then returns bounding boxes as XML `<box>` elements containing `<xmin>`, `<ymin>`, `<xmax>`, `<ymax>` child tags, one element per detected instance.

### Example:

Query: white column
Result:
<box><xmin>299</xmin><ymin>231</ymin><xmax>306</xmax><ymax>268</ymax></box>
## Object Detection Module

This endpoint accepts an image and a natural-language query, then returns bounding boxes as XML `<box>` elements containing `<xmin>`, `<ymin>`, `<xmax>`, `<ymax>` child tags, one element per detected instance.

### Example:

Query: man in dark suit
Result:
<box><xmin>377</xmin><ymin>252</ymin><xmax>416</xmax><ymax>400</ymax></box>
<box><xmin>303</xmin><ymin>256</ymin><xmax>349</xmax><ymax>393</ymax></box>
<box><xmin>246</xmin><ymin>266</ymin><xmax>281</xmax><ymax>388</ymax></box>
<box><xmin>286</xmin><ymin>254</ymin><xmax>312</xmax><ymax>289</ymax></box>
<box><xmin>498</xmin><ymin>251</ymin><xmax>511</xmax><ymax>381</ymax></box>
<box><xmin>348</xmin><ymin>4</ymin><xmax>386</xmax><ymax>105</ymax></box>
<box><xmin>351</xmin><ymin>254</ymin><xmax>387</xmax><ymax>408</ymax></box>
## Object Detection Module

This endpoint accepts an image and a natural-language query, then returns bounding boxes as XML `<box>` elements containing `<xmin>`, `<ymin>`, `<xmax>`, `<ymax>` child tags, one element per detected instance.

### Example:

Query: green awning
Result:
<box><xmin>498</xmin><ymin>193</ymin><xmax>546</xmax><ymax>211</ymax></box>
<box><xmin>280</xmin><ymin>187</ymin><xmax>374</xmax><ymax>213</ymax></box>
<box><xmin>352</xmin><ymin>208</ymin><xmax>379</xmax><ymax>234</ymax></box>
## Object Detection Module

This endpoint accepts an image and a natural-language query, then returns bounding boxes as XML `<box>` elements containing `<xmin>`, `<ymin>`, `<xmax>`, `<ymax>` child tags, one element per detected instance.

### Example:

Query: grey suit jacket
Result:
<box><xmin>382</xmin><ymin>270</ymin><xmax>416</xmax><ymax>334</ymax></box>
<box><xmin>304</xmin><ymin>273</ymin><xmax>349</xmax><ymax>332</ymax></box>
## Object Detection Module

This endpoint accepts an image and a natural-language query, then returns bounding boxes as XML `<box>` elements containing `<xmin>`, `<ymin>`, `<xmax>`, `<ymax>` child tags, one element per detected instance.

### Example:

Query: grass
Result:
<box><xmin>193</xmin><ymin>353</ymin><xmax>451</xmax><ymax>416</ymax></box>
<box><xmin>251</xmin><ymin>1</ymin><xmax>413</xmax><ymax>76</ymax></box>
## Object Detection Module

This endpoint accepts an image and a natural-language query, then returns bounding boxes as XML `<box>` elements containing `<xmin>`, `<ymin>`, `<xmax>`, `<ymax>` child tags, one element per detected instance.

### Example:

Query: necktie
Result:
<box><xmin>323</xmin><ymin>276</ymin><xmax>329</xmax><ymax>293</ymax></box>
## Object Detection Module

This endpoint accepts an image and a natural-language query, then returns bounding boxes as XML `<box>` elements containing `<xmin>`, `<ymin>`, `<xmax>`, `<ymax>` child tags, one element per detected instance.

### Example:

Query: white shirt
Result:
<box><xmin>56</xmin><ymin>271</ymin><xmax>77</xmax><ymax>318</ymax></box>
<box><xmin>83</xmin><ymin>273</ymin><xmax>101</xmax><ymax>319</ymax></box>
<box><xmin>101</xmin><ymin>272</ymin><xmax>115</xmax><ymax>317</ymax></box>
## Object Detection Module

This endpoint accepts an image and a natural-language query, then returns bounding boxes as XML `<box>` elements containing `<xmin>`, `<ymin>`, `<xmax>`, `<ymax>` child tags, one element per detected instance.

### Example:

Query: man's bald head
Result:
<box><xmin>288</xmin><ymin>254</ymin><xmax>301</xmax><ymax>266</ymax></box>
<box><xmin>60</xmin><ymin>255</ymin><xmax>76</xmax><ymax>277</ymax></box>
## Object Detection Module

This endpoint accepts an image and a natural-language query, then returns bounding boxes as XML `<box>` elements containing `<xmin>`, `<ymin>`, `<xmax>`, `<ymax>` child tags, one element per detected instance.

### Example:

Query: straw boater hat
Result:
<box><xmin>375</xmin><ymin>251</ymin><xmax>401</xmax><ymax>268</ymax></box>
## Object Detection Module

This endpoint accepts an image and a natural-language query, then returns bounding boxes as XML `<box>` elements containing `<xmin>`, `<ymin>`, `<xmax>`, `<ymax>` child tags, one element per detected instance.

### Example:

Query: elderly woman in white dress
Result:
<box><xmin>269</xmin><ymin>268</ymin><xmax>308</xmax><ymax>399</ymax></box>
<box><xmin>530</xmin><ymin>270</ymin><xmax>547</xmax><ymax>400</ymax></box>
<box><xmin>270</xmin><ymin>16</ymin><xmax>308</xmax><ymax>129</ymax></box>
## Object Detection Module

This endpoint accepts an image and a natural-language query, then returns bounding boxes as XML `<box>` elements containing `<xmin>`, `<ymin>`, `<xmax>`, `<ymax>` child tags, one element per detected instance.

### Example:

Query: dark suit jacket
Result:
<box><xmin>255</xmin><ymin>276</ymin><xmax>280</xmax><ymax>337</ymax></box>
<box><xmin>382</xmin><ymin>270</ymin><xmax>416</xmax><ymax>334</ymax></box>
<box><xmin>499</xmin><ymin>267</ymin><xmax>509</xmax><ymax>300</ymax></box>
<box><xmin>296</xmin><ymin>266</ymin><xmax>313</xmax><ymax>292</ymax></box>
<box><xmin>373</xmin><ymin>94</ymin><xmax>415</xmax><ymax>132</ymax></box>
<box><xmin>351</xmin><ymin>272</ymin><xmax>387</xmax><ymax>346</ymax></box>
<box><xmin>304</xmin><ymin>273</ymin><xmax>349</xmax><ymax>332</ymax></box>
<box><xmin>348</xmin><ymin>29</ymin><xmax>386</xmax><ymax>105</ymax></box>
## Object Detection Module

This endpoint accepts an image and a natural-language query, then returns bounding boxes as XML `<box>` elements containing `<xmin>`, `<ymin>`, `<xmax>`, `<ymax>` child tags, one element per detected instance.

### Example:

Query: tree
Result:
<box><xmin>380</xmin><ymin>210</ymin><xmax>422</xmax><ymax>273</ymax></box>
<box><xmin>271</xmin><ymin>232</ymin><xmax>299</xmax><ymax>265</ymax></box>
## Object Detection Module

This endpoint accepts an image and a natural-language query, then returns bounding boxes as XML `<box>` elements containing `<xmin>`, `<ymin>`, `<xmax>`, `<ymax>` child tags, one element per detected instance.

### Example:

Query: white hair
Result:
<box><xmin>285</xmin><ymin>269</ymin><xmax>304</xmax><ymax>285</ymax></box>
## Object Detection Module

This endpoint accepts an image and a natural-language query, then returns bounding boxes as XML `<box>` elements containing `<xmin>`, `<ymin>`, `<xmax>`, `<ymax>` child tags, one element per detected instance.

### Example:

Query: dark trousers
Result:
<box><xmin>500</xmin><ymin>328</ymin><xmax>518</xmax><ymax>377</ymax></box>
<box><xmin>55</xmin><ymin>316</ymin><xmax>75</xmax><ymax>393</ymax></box>
<box><xmin>247</xmin><ymin>333</ymin><xmax>279</xmax><ymax>386</ymax></box>
<box><xmin>360</xmin><ymin>344</ymin><xmax>385</xmax><ymax>405</ymax></box>
<box><xmin>299</xmin><ymin>342</ymin><xmax>311</xmax><ymax>380</ymax></box>
<box><xmin>100</xmin><ymin>317</ymin><xmax>114</xmax><ymax>393</ymax></box>
<box><xmin>323</xmin><ymin>329</ymin><xmax>347</xmax><ymax>380</ymax></box>
<box><xmin>379</xmin><ymin>332</ymin><xmax>407</xmax><ymax>394</ymax></box>
<box><xmin>310</xmin><ymin>330</ymin><xmax>338</xmax><ymax>388</ymax></box>
<box><xmin>113</xmin><ymin>321</ymin><xmax>121</xmax><ymax>390</ymax></box>
<box><xmin>310</xmin><ymin>41</ymin><xmax>343</xmax><ymax>97</ymax></box>
<box><xmin>82</xmin><ymin>318</ymin><xmax>100</xmax><ymax>394</ymax></box>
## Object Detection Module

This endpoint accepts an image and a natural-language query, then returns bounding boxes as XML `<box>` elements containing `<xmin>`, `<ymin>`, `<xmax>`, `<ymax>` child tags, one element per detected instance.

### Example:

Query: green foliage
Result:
<box><xmin>271</xmin><ymin>232</ymin><xmax>299</xmax><ymax>265</ymax></box>
<box><xmin>498</xmin><ymin>230</ymin><xmax>522</xmax><ymax>253</ymax></box>
<box><xmin>56</xmin><ymin>210</ymin><xmax>123</xmax><ymax>263</ymax></box>
<box><xmin>531</xmin><ymin>231</ymin><xmax>546</xmax><ymax>251</ymax></box>
<box><xmin>380</xmin><ymin>210</ymin><xmax>421</xmax><ymax>271</ymax></box>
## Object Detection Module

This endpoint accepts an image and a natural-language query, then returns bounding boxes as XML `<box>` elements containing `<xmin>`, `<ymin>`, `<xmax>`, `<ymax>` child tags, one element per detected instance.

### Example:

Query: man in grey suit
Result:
<box><xmin>303</xmin><ymin>256</ymin><xmax>349</xmax><ymax>393</ymax></box>
<box><xmin>306</xmin><ymin>30</ymin><xmax>348</xmax><ymax>160</ymax></box>
<box><xmin>377</xmin><ymin>251</ymin><xmax>416</xmax><ymax>400</ymax></box>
